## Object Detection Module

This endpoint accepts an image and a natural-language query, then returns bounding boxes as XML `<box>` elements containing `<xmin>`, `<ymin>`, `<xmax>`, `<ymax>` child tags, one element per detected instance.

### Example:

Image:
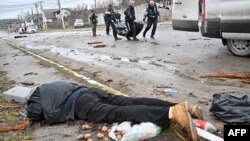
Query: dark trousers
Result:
<box><xmin>75</xmin><ymin>91</ymin><xmax>175</xmax><ymax>128</ymax></box>
<box><xmin>126</xmin><ymin>20</ymin><xmax>136</xmax><ymax>39</ymax></box>
<box><xmin>92</xmin><ymin>23</ymin><xmax>97</xmax><ymax>36</ymax></box>
<box><xmin>105</xmin><ymin>21</ymin><xmax>110</xmax><ymax>35</ymax></box>
<box><xmin>106</xmin><ymin>21</ymin><xmax>118</xmax><ymax>39</ymax></box>
<box><xmin>143</xmin><ymin>17</ymin><xmax>158</xmax><ymax>37</ymax></box>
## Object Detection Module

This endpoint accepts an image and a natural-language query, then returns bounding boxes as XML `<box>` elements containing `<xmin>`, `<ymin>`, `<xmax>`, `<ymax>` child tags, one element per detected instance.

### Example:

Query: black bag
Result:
<box><xmin>210</xmin><ymin>94</ymin><xmax>250</xmax><ymax>124</ymax></box>
<box><xmin>115</xmin><ymin>21</ymin><xmax>144</xmax><ymax>37</ymax></box>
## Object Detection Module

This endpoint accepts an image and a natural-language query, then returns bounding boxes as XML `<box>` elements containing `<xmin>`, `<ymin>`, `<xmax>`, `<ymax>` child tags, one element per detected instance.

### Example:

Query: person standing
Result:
<box><xmin>104</xmin><ymin>4</ymin><xmax>121</xmax><ymax>41</ymax></box>
<box><xmin>115</xmin><ymin>11</ymin><xmax>121</xmax><ymax>22</ymax></box>
<box><xmin>124</xmin><ymin>0</ymin><xmax>139</xmax><ymax>41</ymax></box>
<box><xmin>104</xmin><ymin>11</ymin><xmax>110</xmax><ymax>35</ymax></box>
<box><xmin>89</xmin><ymin>10</ymin><xmax>98</xmax><ymax>37</ymax></box>
<box><xmin>143</xmin><ymin>0</ymin><xmax>159</xmax><ymax>39</ymax></box>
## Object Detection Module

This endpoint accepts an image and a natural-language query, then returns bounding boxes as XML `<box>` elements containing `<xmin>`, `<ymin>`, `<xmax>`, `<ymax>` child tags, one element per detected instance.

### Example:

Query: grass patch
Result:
<box><xmin>0</xmin><ymin>72</ymin><xmax>32</xmax><ymax>140</ymax></box>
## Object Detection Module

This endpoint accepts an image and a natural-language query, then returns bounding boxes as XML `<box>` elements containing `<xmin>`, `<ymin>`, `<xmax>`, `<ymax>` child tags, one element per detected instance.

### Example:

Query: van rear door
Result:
<box><xmin>172</xmin><ymin>0</ymin><xmax>199</xmax><ymax>32</ymax></box>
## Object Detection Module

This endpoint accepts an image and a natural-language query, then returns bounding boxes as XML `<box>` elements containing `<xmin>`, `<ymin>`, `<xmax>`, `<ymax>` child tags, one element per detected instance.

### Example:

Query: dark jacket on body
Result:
<box><xmin>26</xmin><ymin>81</ymin><xmax>86</xmax><ymax>123</ymax></box>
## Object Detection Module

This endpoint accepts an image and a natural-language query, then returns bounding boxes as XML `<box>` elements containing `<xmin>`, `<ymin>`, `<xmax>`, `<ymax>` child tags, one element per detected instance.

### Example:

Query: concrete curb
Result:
<box><xmin>4</xmin><ymin>39</ymin><xmax>127</xmax><ymax>97</ymax></box>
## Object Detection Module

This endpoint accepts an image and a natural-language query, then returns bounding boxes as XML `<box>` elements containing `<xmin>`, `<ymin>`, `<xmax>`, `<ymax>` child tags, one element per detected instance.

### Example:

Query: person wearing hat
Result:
<box><xmin>104</xmin><ymin>4</ymin><xmax>121</xmax><ymax>40</ymax></box>
<box><xmin>89</xmin><ymin>10</ymin><xmax>98</xmax><ymax>37</ymax></box>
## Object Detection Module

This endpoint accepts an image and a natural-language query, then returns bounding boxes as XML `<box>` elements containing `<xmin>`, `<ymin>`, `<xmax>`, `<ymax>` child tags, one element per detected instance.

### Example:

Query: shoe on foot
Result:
<box><xmin>150</xmin><ymin>36</ymin><xmax>155</xmax><ymax>39</ymax></box>
<box><xmin>115</xmin><ymin>38</ymin><xmax>122</xmax><ymax>41</ymax></box>
<box><xmin>189</xmin><ymin>105</ymin><xmax>203</xmax><ymax>120</ymax></box>
<box><xmin>171</xmin><ymin>102</ymin><xmax>198</xmax><ymax>141</ymax></box>
<box><xmin>126</xmin><ymin>36</ymin><xmax>131</xmax><ymax>41</ymax></box>
<box><xmin>143</xmin><ymin>33</ymin><xmax>146</xmax><ymax>38</ymax></box>
<box><xmin>133</xmin><ymin>38</ymin><xmax>139</xmax><ymax>41</ymax></box>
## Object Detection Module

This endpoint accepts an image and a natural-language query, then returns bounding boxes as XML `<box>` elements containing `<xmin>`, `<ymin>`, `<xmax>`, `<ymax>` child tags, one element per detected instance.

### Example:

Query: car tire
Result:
<box><xmin>227</xmin><ymin>39</ymin><xmax>250</xmax><ymax>57</ymax></box>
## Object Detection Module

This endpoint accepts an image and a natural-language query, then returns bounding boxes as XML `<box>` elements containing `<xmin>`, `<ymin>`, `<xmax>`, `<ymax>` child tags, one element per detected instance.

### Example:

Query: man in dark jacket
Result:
<box><xmin>104</xmin><ymin>4</ymin><xmax>121</xmax><ymax>41</ymax></box>
<box><xmin>143</xmin><ymin>0</ymin><xmax>159</xmax><ymax>39</ymax></box>
<box><xmin>27</xmin><ymin>81</ymin><xmax>201</xmax><ymax>141</ymax></box>
<box><xmin>124</xmin><ymin>0</ymin><xmax>139</xmax><ymax>41</ymax></box>
<box><xmin>89</xmin><ymin>10</ymin><xmax>98</xmax><ymax>36</ymax></box>
<box><xmin>115</xmin><ymin>11</ymin><xmax>121</xmax><ymax>22</ymax></box>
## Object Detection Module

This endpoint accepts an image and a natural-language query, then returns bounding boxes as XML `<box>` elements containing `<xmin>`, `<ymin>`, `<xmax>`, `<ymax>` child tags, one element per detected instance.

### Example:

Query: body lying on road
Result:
<box><xmin>27</xmin><ymin>81</ymin><xmax>203</xmax><ymax>141</ymax></box>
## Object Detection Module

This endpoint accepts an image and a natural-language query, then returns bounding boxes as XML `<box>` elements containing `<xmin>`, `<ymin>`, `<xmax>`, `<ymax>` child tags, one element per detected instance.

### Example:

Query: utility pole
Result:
<box><xmin>31</xmin><ymin>8</ymin><xmax>34</xmax><ymax>24</ymax></box>
<box><xmin>39</xmin><ymin>1</ymin><xmax>47</xmax><ymax>30</ymax></box>
<box><xmin>35</xmin><ymin>2</ymin><xmax>39</xmax><ymax>29</ymax></box>
<box><xmin>57</xmin><ymin>0</ymin><xmax>65</xmax><ymax>29</ymax></box>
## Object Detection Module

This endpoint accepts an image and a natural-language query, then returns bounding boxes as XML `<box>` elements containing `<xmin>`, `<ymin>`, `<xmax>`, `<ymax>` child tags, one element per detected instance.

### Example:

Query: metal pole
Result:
<box><xmin>31</xmin><ymin>8</ymin><xmax>34</xmax><ymax>24</ymax></box>
<box><xmin>35</xmin><ymin>2</ymin><xmax>39</xmax><ymax>29</ymax></box>
<box><xmin>57</xmin><ymin>0</ymin><xmax>65</xmax><ymax>29</ymax></box>
<box><xmin>39</xmin><ymin>1</ymin><xmax>47</xmax><ymax>30</ymax></box>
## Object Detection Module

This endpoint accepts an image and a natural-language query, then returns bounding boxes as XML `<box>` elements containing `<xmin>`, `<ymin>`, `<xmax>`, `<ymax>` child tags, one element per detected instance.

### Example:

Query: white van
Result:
<box><xmin>172</xmin><ymin>0</ymin><xmax>250</xmax><ymax>57</ymax></box>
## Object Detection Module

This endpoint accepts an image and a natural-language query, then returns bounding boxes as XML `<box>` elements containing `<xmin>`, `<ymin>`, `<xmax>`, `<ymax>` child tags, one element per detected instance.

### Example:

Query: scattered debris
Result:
<box><xmin>111</xmin><ymin>45</ymin><xmax>116</xmax><ymax>48</ymax></box>
<box><xmin>87</xmin><ymin>42</ymin><xmax>103</xmax><ymax>45</ymax></box>
<box><xmin>151</xmin><ymin>42</ymin><xmax>160</xmax><ymax>45</ymax></box>
<box><xmin>129</xmin><ymin>59</ymin><xmax>139</xmax><ymax>62</ymax></box>
<box><xmin>3</xmin><ymin>86</ymin><xmax>32</xmax><ymax>103</ymax></box>
<box><xmin>3</xmin><ymin>63</ymin><xmax>9</xmax><ymax>66</ymax></box>
<box><xmin>203</xmin><ymin>38</ymin><xmax>211</xmax><ymax>40</ymax></box>
<box><xmin>12</xmin><ymin>54</ymin><xmax>18</xmax><ymax>57</ymax></box>
<box><xmin>242</xmin><ymin>79</ymin><xmax>250</xmax><ymax>84</ymax></box>
<box><xmin>164</xmin><ymin>88</ymin><xmax>177</xmax><ymax>94</ymax></box>
<box><xmin>156</xmin><ymin>85</ymin><xmax>171</xmax><ymax>89</ymax></box>
<box><xmin>21</xmin><ymin>82</ymin><xmax>34</xmax><ymax>86</ymax></box>
<box><xmin>201</xmin><ymin>72</ymin><xmax>250</xmax><ymax>79</ymax></box>
<box><xmin>92</xmin><ymin>71</ymin><xmax>102</xmax><ymax>77</ymax></box>
<box><xmin>188</xmin><ymin>38</ymin><xmax>201</xmax><ymax>41</ymax></box>
<box><xmin>24</xmin><ymin>72</ymin><xmax>38</xmax><ymax>76</ymax></box>
<box><xmin>176</xmin><ymin>43</ymin><xmax>181</xmax><ymax>46</ymax></box>
<box><xmin>97</xmin><ymin>132</ymin><xmax>105</xmax><ymax>139</ymax></box>
<box><xmin>77</xmin><ymin>134</ymin><xmax>84</xmax><ymax>140</ymax></box>
<box><xmin>180</xmin><ymin>62</ymin><xmax>189</xmax><ymax>65</ymax></box>
<box><xmin>82</xmin><ymin>124</ymin><xmax>92</xmax><ymax>130</ymax></box>
<box><xmin>94</xmin><ymin>45</ymin><xmax>106</xmax><ymax>48</ymax></box>
<box><xmin>143</xmin><ymin>56</ymin><xmax>154</xmax><ymax>59</ymax></box>
<box><xmin>198</xmin><ymin>99</ymin><xmax>210</xmax><ymax>105</ymax></box>
<box><xmin>0</xmin><ymin>119</ymin><xmax>29</xmax><ymax>132</ymax></box>
<box><xmin>198</xmin><ymin>61</ymin><xmax>204</xmax><ymax>64</ymax></box>
<box><xmin>163</xmin><ymin>60</ymin><xmax>176</xmax><ymax>64</ymax></box>
<box><xmin>107</xmin><ymin>79</ymin><xmax>113</xmax><ymax>83</ymax></box>
<box><xmin>112</xmin><ymin>57</ymin><xmax>122</xmax><ymax>60</ymax></box>
<box><xmin>188</xmin><ymin>93</ymin><xmax>197</xmax><ymax>97</ymax></box>
<box><xmin>150</xmin><ymin>62</ymin><xmax>163</xmax><ymax>67</ymax></box>
<box><xmin>101</xmin><ymin>126</ymin><xmax>109</xmax><ymax>132</ymax></box>
<box><xmin>14</xmin><ymin>35</ymin><xmax>27</xmax><ymax>39</ymax></box>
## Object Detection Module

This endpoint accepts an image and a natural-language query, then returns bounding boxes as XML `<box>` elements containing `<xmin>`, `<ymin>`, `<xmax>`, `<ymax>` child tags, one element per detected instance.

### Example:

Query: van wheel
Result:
<box><xmin>227</xmin><ymin>39</ymin><xmax>250</xmax><ymax>57</ymax></box>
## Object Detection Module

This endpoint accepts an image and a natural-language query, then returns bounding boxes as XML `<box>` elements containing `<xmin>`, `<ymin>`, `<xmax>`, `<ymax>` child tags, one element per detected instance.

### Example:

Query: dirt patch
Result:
<box><xmin>0</xmin><ymin>71</ymin><xmax>32</xmax><ymax>140</ymax></box>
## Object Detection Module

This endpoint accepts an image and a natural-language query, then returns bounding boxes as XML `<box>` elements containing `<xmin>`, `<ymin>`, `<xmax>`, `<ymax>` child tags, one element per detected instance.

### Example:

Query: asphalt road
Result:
<box><xmin>0</xmin><ymin>24</ymin><xmax>249</xmax><ymax>138</ymax></box>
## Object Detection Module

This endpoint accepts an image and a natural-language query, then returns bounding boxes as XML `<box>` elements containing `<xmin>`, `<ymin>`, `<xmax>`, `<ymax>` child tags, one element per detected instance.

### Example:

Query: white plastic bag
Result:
<box><xmin>109</xmin><ymin>122</ymin><xmax>162</xmax><ymax>141</ymax></box>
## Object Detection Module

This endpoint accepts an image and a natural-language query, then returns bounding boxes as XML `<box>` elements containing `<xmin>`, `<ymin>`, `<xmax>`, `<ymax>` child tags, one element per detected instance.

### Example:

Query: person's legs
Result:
<box><xmin>110</xmin><ymin>21</ymin><xmax>119</xmax><ymax>40</ymax></box>
<box><xmin>106</xmin><ymin>21</ymin><xmax>110</xmax><ymax>35</ymax></box>
<box><xmin>143</xmin><ymin>17</ymin><xmax>153</xmax><ymax>38</ymax></box>
<box><xmin>131</xmin><ymin>22</ymin><xmax>138</xmax><ymax>40</ymax></box>
<box><xmin>103</xmin><ymin>93</ymin><xmax>175</xmax><ymax>107</ymax></box>
<box><xmin>92</xmin><ymin>24</ymin><xmax>97</xmax><ymax>36</ymax></box>
<box><xmin>90</xmin><ymin>102</ymin><xmax>170</xmax><ymax>127</ymax></box>
<box><xmin>75</xmin><ymin>92</ymin><xmax>198</xmax><ymax>140</ymax></box>
<box><xmin>151</xmin><ymin>17</ymin><xmax>158</xmax><ymax>38</ymax></box>
<box><xmin>126</xmin><ymin>21</ymin><xmax>132</xmax><ymax>40</ymax></box>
